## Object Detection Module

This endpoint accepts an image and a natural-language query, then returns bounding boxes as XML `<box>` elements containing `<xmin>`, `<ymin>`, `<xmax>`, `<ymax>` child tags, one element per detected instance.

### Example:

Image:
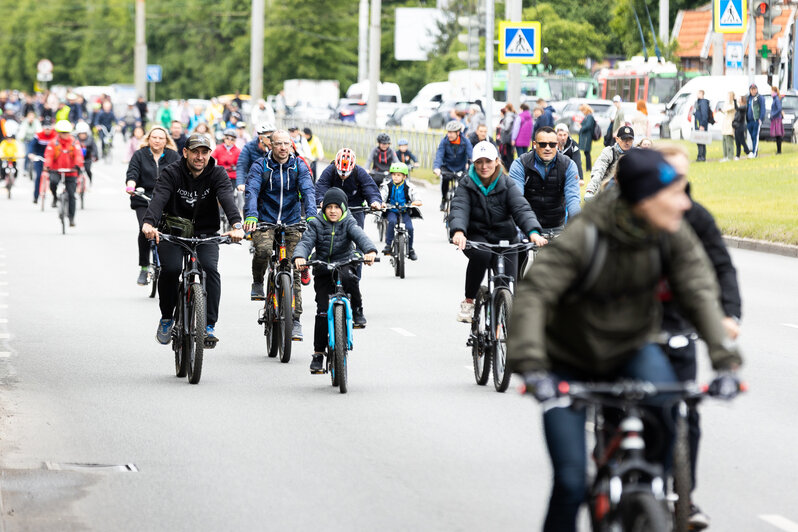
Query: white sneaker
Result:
<box><xmin>456</xmin><ymin>300</ymin><xmax>475</xmax><ymax>323</ymax></box>
<box><xmin>734</xmin><ymin>157</ymin><xmax>740</xmax><ymax>161</ymax></box>
<box><xmin>719</xmin><ymin>158</ymin><xmax>728</xmax><ymax>163</ymax></box>
<box><xmin>747</xmin><ymin>152</ymin><xmax>756</xmax><ymax>159</ymax></box>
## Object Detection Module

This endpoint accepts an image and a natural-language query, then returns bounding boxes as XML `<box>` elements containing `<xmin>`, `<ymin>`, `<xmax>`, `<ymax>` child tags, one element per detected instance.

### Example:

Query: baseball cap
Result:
<box><xmin>612</xmin><ymin>95</ymin><xmax>622</xmax><ymax>103</ymax></box>
<box><xmin>186</xmin><ymin>133</ymin><xmax>211</xmax><ymax>150</ymax></box>
<box><xmin>472</xmin><ymin>141</ymin><xmax>498</xmax><ymax>161</ymax></box>
<box><xmin>617</xmin><ymin>125</ymin><xmax>635</xmax><ymax>139</ymax></box>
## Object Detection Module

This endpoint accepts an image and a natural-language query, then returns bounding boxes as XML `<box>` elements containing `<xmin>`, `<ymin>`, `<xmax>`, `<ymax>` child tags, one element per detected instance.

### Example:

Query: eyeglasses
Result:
<box><xmin>272</xmin><ymin>141</ymin><xmax>291</xmax><ymax>147</ymax></box>
<box><xmin>536</xmin><ymin>142</ymin><xmax>557</xmax><ymax>148</ymax></box>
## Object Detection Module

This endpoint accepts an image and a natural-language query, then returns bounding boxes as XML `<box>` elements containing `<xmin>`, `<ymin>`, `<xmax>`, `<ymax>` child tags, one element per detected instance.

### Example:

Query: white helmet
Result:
<box><xmin>54</xmin><ymin>120</ymin><xmax>73</xmax><ymax>133</ymax></box>
<box><xmin>256</xmin><ymin>123</ymin><xmax>275</xmax><ymax>135</ymax></box>
<box><xmin>3</xmin><ymin>120</ymin><xmax>19</xmax><ymax>138</ymax></box>
<box><xmin>75</xmin><ymin>121</ymin><xmax>91</xmax><ymax>135</ymax></box>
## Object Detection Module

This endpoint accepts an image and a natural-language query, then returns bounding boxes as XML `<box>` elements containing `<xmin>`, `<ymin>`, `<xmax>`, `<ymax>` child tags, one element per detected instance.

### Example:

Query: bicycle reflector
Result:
<box><xmin>558</xmin><ymin>381</ymin><xmax>570</xmax><ymax>395</ymax></box>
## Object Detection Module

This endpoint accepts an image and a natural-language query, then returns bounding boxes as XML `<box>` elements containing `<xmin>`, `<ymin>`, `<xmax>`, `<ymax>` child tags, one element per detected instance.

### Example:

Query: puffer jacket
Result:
<box><xmin>448</xmin><ymin>165</ymin><xmax>541</xmax><ymax>243</ymax></box>
<box><xmin>293</xmin><ymin>206</ymin><xmax>377</xmax><ymax>264</ymax></box>
<box><xmin>244</xmin><ymin>153</ymin><xmax>317</xmax><ymax>225</ymax></box>
<box><xmin>507</xmin><ymin>190</ymin><xmax>743</xmax><ymax>377</ymax></box>
<box><xmin>126</xmin><ymin>147</ymin><xmax>180</xmax><ymax>209</ymax></box>
<box><xmin>235</xmin><ymin>137</ymin><xmax>266</xmax><ymax>187</ymax></box>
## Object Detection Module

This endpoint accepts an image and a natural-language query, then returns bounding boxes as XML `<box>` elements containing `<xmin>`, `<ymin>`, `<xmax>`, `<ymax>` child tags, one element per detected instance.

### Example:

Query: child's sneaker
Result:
<box><xmin>310</xmin><ymin>353</ymin><xmax>324</xmax><ymax>374</ymax></box>
<box><xmin>456</xmin><ymin>299</ymin><xmax>474</xmax><ymax>323</ymax></box>
<box><xmin>408</xmin><ymin>249</ymin><xmax>418</xmax><ymax>261</ymax></box>
<box><xmin>382</xmin><ymin>245</ymin><xmax>391</xmax><ymax>255</ymax></box>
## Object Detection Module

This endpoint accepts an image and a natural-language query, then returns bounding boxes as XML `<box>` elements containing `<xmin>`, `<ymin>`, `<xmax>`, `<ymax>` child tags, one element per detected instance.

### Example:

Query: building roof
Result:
<box><xmin>673</xmin><ymin>2</ymin><xmax>796</xmax><ymax>58</ymax></box>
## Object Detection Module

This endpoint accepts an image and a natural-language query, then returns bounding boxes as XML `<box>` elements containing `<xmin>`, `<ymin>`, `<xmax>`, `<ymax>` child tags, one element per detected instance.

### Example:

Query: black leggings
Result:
<box><xmin>134</xmin><ymin>206</ymin><xmax>150</xmax><ymax>267</ymax></box>
<box><xmin>734</xmin><ymin>126</ymin><xmax>749</xmax><ymax>157</ymax></box>
<box><xmin>463</xmin><ymin>244</ymin><xmax>518</xmax><ymax>300</ymax></box>
<box><xmin>775</xmin><ymin>135</ymin><xmax>783</xmax><ymax>154</ymax></box>
<box><xmin>157</xmin><ymin>240</ymin><xmax>221</xmax><ymax>326</ymax></box>
<box><xmin>584</xmin><ymin>150</ymin><xmax>592</xmax><ymax>171</ymax></box>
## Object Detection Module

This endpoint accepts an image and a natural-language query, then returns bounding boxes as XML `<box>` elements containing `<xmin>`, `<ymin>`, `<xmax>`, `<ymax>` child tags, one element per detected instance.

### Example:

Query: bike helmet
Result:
<box><xmin>256</xmin><ymin>123</ymin><xmax>275</xmax><ymax>135</ymax></box>
<box><xmin>377</xmin><ymin>133</ymin><xmax>391</xmax><ymax>144</ymax></box>
<box><xmin>389</xmin><ymin>162</ymin><xmax>408</xmax><ymax>176</ymax></box>
<box><xmin>74</xmin><ymin>121</ymin><xmax>91</xmax><ymax>135</ymax></box>
<box><xmin>2</xmin><ymin>120</ymin><xmax>18</xmax><ymax>138</ymax></box>
<box><xmin>54</xmin><ymin>120</ymin><xmax>73</xmax><ymax>133</ymax></box>
<box><xmin>397</xmin><ymin>138</ymin><xmax>409</xmax><ymax>146</ymax></box>
<box><xmin>334</xmin><ymin>148</ymin><xmax>356</xmax><ymax>177</ymax></box>
<box><xmin>446</xmin><ymin>120</ymin><xmax>463</xmax><ymax>132</ymax></box>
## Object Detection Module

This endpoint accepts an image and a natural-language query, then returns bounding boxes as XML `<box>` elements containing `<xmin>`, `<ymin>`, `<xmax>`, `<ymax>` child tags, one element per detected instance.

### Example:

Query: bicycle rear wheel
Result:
<box><xmin>187</xmin><ymin>283</ymin><xmax>206</xmax><ymax>384</ymax></box>
<box><xmin>492</xmin><ymin>289</ymin><xmax>513</xmax><ymax>392</ymax></box>
<box><xmin>672</xmin><ymin>407</ymin><xmax>693</xmax><ymax>532</ymax></box>
<box><xmin>620</xmin><ymin>492</ymin><xmax>669</xmax><ymax>532</ymax></box>
<box><xmin>39</xmin><ymin>179</ymin><xmax>46</xmax><ymax>211</ymax></box>
<box><xmin>277</xmin><ymin>272</ymin><xmax>293</xmax><ymax>363</ymax></box>
<box><xmin>471</xmin><ymin>287</ymin><xmax>491</xmax><ymax>385</ymax></box>
<box><xmin>333</xmin><ymin>304</ymin><xmax>347</xmax><ymax>394</ymax></box>
<box><xmin>59</xmin><ymin>191</ymin><xmax>66</xmax><ymax>234</ymax></box>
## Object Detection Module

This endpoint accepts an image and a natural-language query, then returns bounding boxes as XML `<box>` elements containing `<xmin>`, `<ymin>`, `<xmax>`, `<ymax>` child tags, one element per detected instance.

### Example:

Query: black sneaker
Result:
<box><xmin>251</xmin><ymin>282</ymin><xmax>265</xmax><ymax>300</ymax></box>
<box><xmin>408</xmin><ymin>249</ymin><xmax>418</xmax><ymax>261</ymax></box>
<box><xmin>688</xmin><ymin>504</ymin><xmax>710</xmax><ymax>530</ymax></box>
<box><xmin>353</xmin><ymin>307</ymin><xmax>367</xmax><ymax>328</ymax></box>
<box><xmin>439</xmin><ymin>200</ymin><xmax>446</xmax><ymax>212</ymax></box>
<box><xmin>382</xmin><ymin>245</ymin><xmax>391</xmax><ymax>255</ymax></box>
<box><xmin>137</xmin><ymin>269</ymin><xmax>149</xmax><ymax>286</ymax></box>
<box><xmin>310</xmin><ymin>353</ymin><xmax>324</xmax><ymax>373</ymax></box>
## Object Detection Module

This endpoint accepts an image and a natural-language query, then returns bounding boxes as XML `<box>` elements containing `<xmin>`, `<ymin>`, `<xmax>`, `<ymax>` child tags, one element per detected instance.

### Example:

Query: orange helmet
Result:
<box><xmin>335</xmin><ymin>148</ymin><xmax>356</xmax><ymax>177</ymax></box>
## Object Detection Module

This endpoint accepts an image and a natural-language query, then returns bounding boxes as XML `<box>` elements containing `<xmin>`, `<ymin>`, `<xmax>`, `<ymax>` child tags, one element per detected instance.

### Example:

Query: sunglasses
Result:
<box><xmin>536</xmin><ymin>142</ymin><xmax>557</xmax><ymax>148</ymax></box>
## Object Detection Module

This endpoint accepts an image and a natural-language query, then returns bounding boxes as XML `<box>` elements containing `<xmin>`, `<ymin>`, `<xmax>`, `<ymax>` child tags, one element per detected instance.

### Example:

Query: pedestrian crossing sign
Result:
<box><xmin>714</xmin><ymin>0</ymin><xmax>746</xmax><ymax>33</ymax></box>
<box><xmin>498</xmin><ymin>21</ymin><xmax>541</xmax><ymax>64</ymax></box>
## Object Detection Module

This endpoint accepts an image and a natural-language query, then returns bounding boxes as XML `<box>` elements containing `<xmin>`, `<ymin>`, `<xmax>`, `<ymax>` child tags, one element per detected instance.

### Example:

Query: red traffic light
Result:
<box><xmin>757</xmin><ymin>1</ymin><xmax>768</xmax><ymax>15</ymax></box>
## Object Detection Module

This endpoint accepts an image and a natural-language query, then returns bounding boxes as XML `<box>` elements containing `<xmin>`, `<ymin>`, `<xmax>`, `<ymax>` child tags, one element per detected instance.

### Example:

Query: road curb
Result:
<box><xmin>723</xmin><ymin>236</ymin><xmax>798</xmax><ymax>258</ymax></box>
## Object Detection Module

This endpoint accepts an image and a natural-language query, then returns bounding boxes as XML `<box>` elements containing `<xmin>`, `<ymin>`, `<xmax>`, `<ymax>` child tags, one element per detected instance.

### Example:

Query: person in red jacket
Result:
<box><xmin>43</xmin><ymin>120</ymin><xmax>85</xmax><ymax>226</ymax></box>
<box><xmin>210</xmin><ymin>128</ymin><xmax>240</xmax><ymax>184</ymax></box>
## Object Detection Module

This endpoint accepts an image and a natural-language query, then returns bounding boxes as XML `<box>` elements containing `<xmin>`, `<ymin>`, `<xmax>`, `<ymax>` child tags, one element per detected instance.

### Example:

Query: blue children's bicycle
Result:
<box><xmin>305</xmin><ymin>255</ymin><xmax>378</xmax><ymax>394</ymax></box>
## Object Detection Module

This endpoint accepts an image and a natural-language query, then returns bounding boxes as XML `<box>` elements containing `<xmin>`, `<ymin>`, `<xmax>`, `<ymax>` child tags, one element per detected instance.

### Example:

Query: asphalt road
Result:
<box><xmin>0</xmin><ymin>150</ymin><xmax>796</xmax><ymax>531</ymax></box>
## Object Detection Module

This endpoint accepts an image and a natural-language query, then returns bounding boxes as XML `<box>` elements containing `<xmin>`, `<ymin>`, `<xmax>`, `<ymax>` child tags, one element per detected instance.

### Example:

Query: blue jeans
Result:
<box><xmin>747</xmin><ymin>120</ymin><xmax>760</xmax><ymax>154</ymax></box>
<box><xmin>541</xmin><ymin>343</ymin><xmax>678</xmax><ymax>532</ymax></box>
<box><xmin>33</xmin><ymin>160</ymin><xmax>44</xmax><ymax>201</ymax></box>
<box><xmin>385</xmin><ymin>211</ymin><xmax>413</xmax><ymax>249</ymax></box>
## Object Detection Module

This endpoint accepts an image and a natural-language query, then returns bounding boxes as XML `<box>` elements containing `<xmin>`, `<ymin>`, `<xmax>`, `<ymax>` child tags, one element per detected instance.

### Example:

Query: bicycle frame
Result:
<box><xmin>327</xmin><ymin>289</ymin><xmax>354</xmax><ymax>351</ymax></box>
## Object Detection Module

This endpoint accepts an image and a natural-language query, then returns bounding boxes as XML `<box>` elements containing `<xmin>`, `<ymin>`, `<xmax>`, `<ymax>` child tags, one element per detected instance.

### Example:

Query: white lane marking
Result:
<box><xmin>390</xmin><ymin>327</ymin><xmax>416</xmax><ymax>337</ymax></box>
<box><xmin>760</xmin><ymin>515</ymin><xmax>798</xmax><ymax>532</ymax></box>
<box><xmin>0</xmin><ymin>304</ymin><xmax>7</xmax><ymax>308</ymax></box>
<box><xmin>782</xmin><ymin>323</ymin><xmax>798</xmax><ymax>330</ymax></box>
<box><xmin>0</xmin><ymin>281</ymin><xmax>7</xmax><ymax>286</ymax></box>
<box><xmin>0</xmin><ymin>293</ymin><xmax>8</xmax><ymax>297</ymax></box>
<box><xmin>0</xmin><ymin>333</ymin><xmax>9</xmax><ymax>340</ymax></box>
<box><xmin>0</xmin><ymin>318</ymin><xmax>7</xmax><ymax>324</ymax></box>
<box><xmin>0</xmin><ymin>352</ymin><xmax>9</xmax><ymax>358</ymax></box>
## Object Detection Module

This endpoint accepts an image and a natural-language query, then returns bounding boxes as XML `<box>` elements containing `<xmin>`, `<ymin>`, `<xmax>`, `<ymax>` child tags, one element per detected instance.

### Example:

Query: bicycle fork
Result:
<box><xmin>327</xmin><ymin>297</ymin><xmax>353</xmax><ymax>351</ymax></box>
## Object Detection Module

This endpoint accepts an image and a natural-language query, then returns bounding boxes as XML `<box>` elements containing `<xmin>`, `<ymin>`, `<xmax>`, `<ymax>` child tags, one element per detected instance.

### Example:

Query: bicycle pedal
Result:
<box><xmin>204</xmin><ymin>337</ymin><xmax>219</xmax><ymax>349</ymax></box>
<box><xmin>310</xmin><ymin>368</ymin><xmax>326</xmax><ymax>375</ymax></box>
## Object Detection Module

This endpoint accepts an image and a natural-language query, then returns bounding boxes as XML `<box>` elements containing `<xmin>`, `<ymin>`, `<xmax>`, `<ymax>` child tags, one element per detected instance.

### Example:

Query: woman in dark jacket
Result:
<box><xmin>732</xmin><ymin>95</ymin><xmax>749</xmax><ymax>159</ymax></box>
<box><xmin>449</xmin><ymin>141</ymin><xmax>546</xmax><ymax>322</ymax></box>
<box><xmin>578</xmin><ymin>104</ymin><xmax>596</xmax><ymax>171</ymax></box>
<box><xmin>125</xmin><ymin>125</ymin><xmax>180</xmax><ymax>285</ymax></box>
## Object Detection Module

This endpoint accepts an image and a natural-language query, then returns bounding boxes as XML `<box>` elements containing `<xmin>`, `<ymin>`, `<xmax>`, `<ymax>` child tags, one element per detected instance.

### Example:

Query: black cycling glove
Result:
<box><xmin>523</xmin><ymin>371</ymin><xmax>558</xmax><ymax>403</ymax></box>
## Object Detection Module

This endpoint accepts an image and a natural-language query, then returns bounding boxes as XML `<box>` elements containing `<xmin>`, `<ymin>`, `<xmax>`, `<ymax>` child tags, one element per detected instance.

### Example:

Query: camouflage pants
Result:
<box><xmin>252</xmin><ymin>227</ymin><xmax>303</xmax><ymax>319</ymax></box>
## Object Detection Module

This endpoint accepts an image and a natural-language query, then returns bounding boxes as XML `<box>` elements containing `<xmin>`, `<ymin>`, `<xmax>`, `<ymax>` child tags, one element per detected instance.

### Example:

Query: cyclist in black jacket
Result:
<box><xmin>141</xmin><ymin>134</ymin><xmax>244</xmax><ymax>346</ymax></box>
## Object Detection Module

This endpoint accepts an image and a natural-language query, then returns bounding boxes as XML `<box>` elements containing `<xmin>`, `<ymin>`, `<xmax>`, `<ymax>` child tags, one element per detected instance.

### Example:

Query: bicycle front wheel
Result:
<box><xmin>395</xmin><ymin>233</ymin><xmax>406</xmax><ymax>279</ymax></box>
<box><xmin>187</xmin><ymin>283</ymin><xmax>206</xmax><ymax>384</ymax></box>
<box><xmin>333</xmin><ymin>304</ymin><xmax>347</xmax><ymax>394</ymax></box>
<box><xmin>277</xmin><ymin>272</ymin><xmax>293</xmax><ymax>363</ymax></box>
<box><xmin>492</xmin><ymin>289</ymin><xmax>513</xmax><ymax>392</ymax></box>
<box><xmin>672</xmin><ymin>407</ymin><xmax>693</xmax><ymax>532</ymax></box>
<box><xmin>173</xmin><ymin>291</ymin><xmax>187</xmax><ymax>378</ymax></box>
<box><xmin>59</xmin><ymin>192</ymin><xmax>66</xmax><ymax>234</ymax></box>
<box><xmin>620</xmin><ymin>492</ymin><xmax>669</xmax><ymax>532</ymax></box>
<box><xmin>471</xmin><ymin>287</ymin><xmax>491</xmax><ymax>385</ymax></box>
<box><xmin>149</xmin><ymin>266</ymin><xmax>160</xmax><ymax>298</ymax></box>
<box><xmin>378</xmin><ymin>217</ymin><xmax>385</xmax><ymax>242</ymax></box>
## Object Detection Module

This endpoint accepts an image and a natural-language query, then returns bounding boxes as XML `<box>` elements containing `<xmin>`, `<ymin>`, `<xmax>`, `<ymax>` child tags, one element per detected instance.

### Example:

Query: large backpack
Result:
<box><xmin>603</xmin><ymin>122</ymin><xmax>614</xmax><ymax>147</ymax></box>
<box><xmin>592</xmin><ymin>120</ymin><xmax>602</xmax><ymax>141</ymax></box>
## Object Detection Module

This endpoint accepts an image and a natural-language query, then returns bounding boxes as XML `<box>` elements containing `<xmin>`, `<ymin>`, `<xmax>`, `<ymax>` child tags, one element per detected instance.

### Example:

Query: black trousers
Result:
<box><xmin>696</xmin><ymin>143</ymin><xmax>706</xmax><ymax>161</ymax></box>
<box><xmin>462</xmin><ymin>240</ymin><xmax>518</xmax><ymax>300</ymax></box>
<box><xmin>734</xmin><ymin>126</ymin><xmax>749</xmax><ymax>157</ymax></box>
<box><xmin>157</xmin><ymin>240</ymin><xmax>221</xmax><ymax>326</ymax></box>
<box><xmin>665</xmin><ymin>338</ymin><xmax>700</xmax><ymax>490</ymax></box>
<box><xmin>584</xmin><ymin>150</ymin><xmax>592</xmax><ymax>171</ymax></box>
<box><xmin>134</xmin><ymin>206</ymin><xmax>150</xmax><ymax>267</ymax></box>
<box><xmin>312</xmin><ymin>265</ymin><xmax>361</xmax><ymax>352</ymax></box>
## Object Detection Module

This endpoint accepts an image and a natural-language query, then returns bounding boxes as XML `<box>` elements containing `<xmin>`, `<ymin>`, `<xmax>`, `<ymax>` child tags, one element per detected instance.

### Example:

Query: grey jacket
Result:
<box><xmin>293</xmin><ymin>208</ymin><xmax>377</xmax><ymax>264</ymax></box>
<box><xmin>585</xmin><ymin>144</ymin><xmax>624</xmax><ymax>197</ymax></box>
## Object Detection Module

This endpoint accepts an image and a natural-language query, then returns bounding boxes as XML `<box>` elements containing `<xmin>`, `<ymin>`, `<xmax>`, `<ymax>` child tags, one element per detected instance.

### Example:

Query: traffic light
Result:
<box><xmin>761</xmin><ymin>0</ymin><xmax>783</xmax><ymax>40</ymax></box>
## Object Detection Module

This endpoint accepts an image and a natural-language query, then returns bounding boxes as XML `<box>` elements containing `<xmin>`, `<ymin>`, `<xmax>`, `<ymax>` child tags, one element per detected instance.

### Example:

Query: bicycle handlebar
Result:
<box><xmin>133</xmin><ymin>187</ymin><xmax>151</xmax><ymax>202</ymax></box>
<box><xmin>305</xmin><ymin>256</ymin><xmax>381</xmax><ymax>270</ymax></box>
<box><xmin>253</xmin><ymin>221</ymin><xmax>306</xmax><ymax>232</ymax></box>
<box><xmin>159</xmin><ymin>233</ymin><xmax>234</xmax><ymax>246</ymax></box>
<box><xmin>463</xmin><ymin>240</ymin><xmax>539</xmax><ymax>253</ymax></box>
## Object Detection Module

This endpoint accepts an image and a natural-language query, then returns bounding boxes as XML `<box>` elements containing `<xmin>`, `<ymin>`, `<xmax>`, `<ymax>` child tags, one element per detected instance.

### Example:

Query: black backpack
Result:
<box><xmin>603</xmin><ymin>122</ymin><xmax>614</xmax><ymax>147</ymax></box>
<box><xmin>592</xmin><ymin>120</ymin><xmax>602</xmax><ymax>141</ymax></box>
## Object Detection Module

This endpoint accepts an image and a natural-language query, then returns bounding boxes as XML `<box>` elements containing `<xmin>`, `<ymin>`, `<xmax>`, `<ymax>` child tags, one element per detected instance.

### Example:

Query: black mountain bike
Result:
<box><xmin>440</xmin><ymin>169</ymin><xmax>463</xmax><ymax>238</ymax></box>
<box><xmin>133</xmin><ymin>189</ymin><xmax>161</xmax><ymax>298</ymax></box>
<box><xmin>305</xmin><ymin>255</ymin><xmax>378</xmax><ymax>394</ymax></box>
<box><xmin>540</xmin><ymin>379</ymin><xmax>743</xmax><ymax>532</ymax></box>
<box><xmin>255</xmin><ymin>222</ymin><xmax>304</xmax><ymax>363</ymax></box>
<box><xmin>465</xmin><ymin>240</ymin><xmax>537</xmax><ymax>392</ymax></box>
<box><xmin>160</xmin><ymin>233</ymin><xmax>233</xmax><ymax>385</ymax></box>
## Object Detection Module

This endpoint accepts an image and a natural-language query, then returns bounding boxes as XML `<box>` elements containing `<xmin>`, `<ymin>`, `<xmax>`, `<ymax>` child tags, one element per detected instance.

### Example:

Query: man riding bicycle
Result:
<box><xmin>141</xmin><ymin>133</ymin><xmax>245</xmax><ymax>346</ymax></box>
<box><xmin>507</xmin><ymin>149</ymin><xmax>743</xmax><ymax>532</ymax></box>
<box><xmin>43</xmin><ymin>120</ymin><xmax>85</xmax><ymax>226</ymax></box>
<box><xmin>315</xmin><ymin>148</ymin><xmax>381</xmax><ymax>327</ymax></box>
<box><xmin>236</xmin><ymin>123</ymin><xmax>273</xmax><ymax>192</ymax></box>
<box><xmin>244</xmin><ymin>129</ymin><xmax>317</xmax><ymax>340</ymax></box>
<box><xmin>449</xmin><ymin>141</ymin><xmax>547</xmax><ymax>322</ymax></box>
<box><xmin>365</xmin><ymin>133</ymin><xmax>398</xmax><ymax>187</ymax></box>
<box><xmin>509</xmin><ymin>126</ymin><xmax>581</xmax><ymax>235</ymax></box>
<box><xmin>434</xmin><ymin>120</ymin><xmax>473</xmax><ymax>211</ymax></box>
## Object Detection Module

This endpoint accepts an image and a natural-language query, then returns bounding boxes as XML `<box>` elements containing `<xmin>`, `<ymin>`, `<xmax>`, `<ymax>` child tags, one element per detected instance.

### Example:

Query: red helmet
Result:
<box><xmin>335</xmin><ymin>148</ymin><xmax>356</xmax><ymax>177</ymax></box>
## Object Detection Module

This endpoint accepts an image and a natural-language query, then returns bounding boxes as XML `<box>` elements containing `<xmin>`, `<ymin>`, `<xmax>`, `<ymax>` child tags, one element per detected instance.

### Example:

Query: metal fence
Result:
<box><xmin>276</xmin><ymin>118</ymin><xmax>443</xmax><ymax>169</ymax></box>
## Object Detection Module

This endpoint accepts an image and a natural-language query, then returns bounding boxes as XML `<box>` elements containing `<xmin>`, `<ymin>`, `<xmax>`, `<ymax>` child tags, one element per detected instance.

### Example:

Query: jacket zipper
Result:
<box><xmin>276</xmin><ymin>164</ymin><xmax>284</xmax><ymax>223</ymax></box>
<box><xmin>329</xmin><ymin>222</ymin><xmax>336</xmax><ymax>258</ymax></box>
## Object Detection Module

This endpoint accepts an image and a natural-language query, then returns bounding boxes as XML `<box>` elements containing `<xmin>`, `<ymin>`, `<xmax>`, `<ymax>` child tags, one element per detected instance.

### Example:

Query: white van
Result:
<box><xmin>345</xmin><ymin>81</ymin><xmax>402</xmax><ymax>104</ymax></box>
<box><xmin>665</xmin><ymin>75</ymin><xmax>769</xmax><ymax>140</ymax></box>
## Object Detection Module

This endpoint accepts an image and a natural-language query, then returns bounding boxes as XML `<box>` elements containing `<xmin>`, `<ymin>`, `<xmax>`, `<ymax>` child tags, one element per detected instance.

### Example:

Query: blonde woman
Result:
<box><xmin>124</xmin><ymin>126</ymin><xmax>180</xmax><ymax>285</ymax></box>
<box><xmin>720</xmin><ymin>92</ymin><xmax>736</xmax><ymax>162</ymax></box>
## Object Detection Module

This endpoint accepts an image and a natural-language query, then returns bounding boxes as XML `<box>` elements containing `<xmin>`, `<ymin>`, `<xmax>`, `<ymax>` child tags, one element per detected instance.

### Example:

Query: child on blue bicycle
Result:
<box><xmin>380</xmin><ymin>162</ymin><xmax>422</xmax><ymax>260</ymax></box>
<box><xmin>293</xmin><ymin>188</ymin><xmax>377</xmax><ymax>374</ymax></box>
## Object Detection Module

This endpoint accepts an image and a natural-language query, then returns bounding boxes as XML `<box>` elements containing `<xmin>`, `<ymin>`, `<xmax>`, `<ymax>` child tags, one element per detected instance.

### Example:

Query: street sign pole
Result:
<box><xmin>484</xmin><ymin>0</ymin><xmax>493</xmax><ymax>134</ymax></box>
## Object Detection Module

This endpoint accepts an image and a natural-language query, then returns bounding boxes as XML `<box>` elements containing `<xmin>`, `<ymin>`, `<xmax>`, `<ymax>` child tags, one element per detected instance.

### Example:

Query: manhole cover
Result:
<box><xmin>44</xmin><ymin>462</ymin><xmax>138</xmax><ymax>472</ymax></box>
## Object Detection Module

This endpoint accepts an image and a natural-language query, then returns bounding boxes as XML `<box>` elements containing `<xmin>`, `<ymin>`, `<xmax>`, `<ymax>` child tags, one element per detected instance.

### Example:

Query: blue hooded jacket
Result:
<box><xmin>244</xmin><ymin>153</ymin><xmax>316</xmax><ymax>224</ymax></box>
<box><xmin>315</xmin><ymin>163</ymin><xmax>381</xmax><ymax>208</ymax></box>
<box><xmin>433</xmin><ymin>133</ymin><xmax>473</xmax><ymax>172</ymax></box>
<box><xmin>236</xmin><ymin>137</ymin><xmax>266</xmax><ymax>188</ymax></box>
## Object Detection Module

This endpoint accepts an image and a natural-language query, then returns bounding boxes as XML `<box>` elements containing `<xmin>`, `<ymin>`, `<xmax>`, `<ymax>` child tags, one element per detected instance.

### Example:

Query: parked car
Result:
<box><xmin>554</xmin><ymin>98</ymin><xmax>613</xmax><ymax>136</ymax></box>
<box><xmin>334</xmin><ymin>99</ymin><xmax>367</xmax><ymax>123</ymax></box>
<box><xmin>386</xmin><ymin>104</ymin><xmax>416</xmax><ymax>127</ymax></box>
<box><xmin>428</xmin><ymin>100</ymin><xmax>483</xmax><ymax>130</ymax></box>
